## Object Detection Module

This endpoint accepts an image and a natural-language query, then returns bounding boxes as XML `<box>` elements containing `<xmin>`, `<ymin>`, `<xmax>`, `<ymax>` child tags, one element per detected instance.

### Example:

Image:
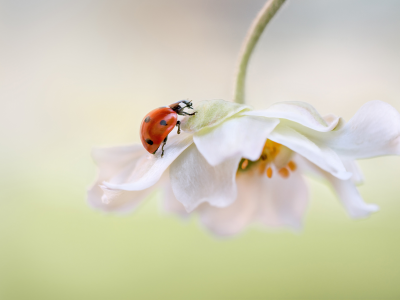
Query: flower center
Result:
<box><xmin>238</xmin><ymin>140</ymin><xmax>296</xmax><ymax>179</ymax></box>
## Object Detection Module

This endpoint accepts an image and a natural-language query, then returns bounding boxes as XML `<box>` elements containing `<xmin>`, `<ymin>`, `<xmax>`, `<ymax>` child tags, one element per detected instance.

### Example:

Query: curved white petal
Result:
<box><xmin>88</xmin><ymin>184</ymin><xmax>150</xmax><ymax>214</ymax></box>
<box><xmin>87</xmin><ymin>144</ymin><xmax>150</xmax><ymax>213</ymax></box>
<box><xmin>326</xmin><ymin>173</ymin><xmax>379</xmax><ymax>218</ymax></box>
<box><xmin>244</xmin><ymin>101</ymin><xmax>340</xmax><ymax>132</ymax></box>
<box><xmin>170</xmin><ymin>144</ymin><xmax>241</xmax><ymax>212</ymax></box>
<box><xmin>197</xmin><ymin>172</ymin><xmax>261</xmax><ymax>236</ymax></box>
<box><xmin>296</xmin><ymin>156</ymin><xmax>378</xmax><ymax>218</ymax></box>
<box><xmin>198</xmin><ymin>164</ymin><xmax>309</xmax><ymax>235</ymax></box>
<box><xmin>341</xmin><ymin>158</ymin><xmax>364</xmax><ymax>185</ymax></box>
<box><xmin>103</xmin><ymin>132</ymin><xmax>193</xmax><ymax>191</ymax></box>
<box><xmin>91</xmin><ymin>144</ymin><xmax>146</xmax><ymax>177</ymax></box>
<box><xmin>314</xmin><ymin>101</ymin><xmax>400</xmax><ymax>159</ymax></box>
<box><xmin>257</xmin><ymin>165</ymin><xmax>309</xmax><ymax>229</ymax></box>
<box><xmin>194</xmin><ymin>116</ymin><xmax>280</xmax><ymax>166</ymax></box>
<box><xmin>269</xmin><ymin>125</ymin><xmax>351</xmax><ymax>180</ymax></box>
<box><xmin>323</xmin><ymin>113</ymin><xmax>340</xmax><ymax>126</ymax></box>
<box><xmin>162</xmin><ymin>179</ymin><xmax>189</xmax><ymax>217</ymax></box>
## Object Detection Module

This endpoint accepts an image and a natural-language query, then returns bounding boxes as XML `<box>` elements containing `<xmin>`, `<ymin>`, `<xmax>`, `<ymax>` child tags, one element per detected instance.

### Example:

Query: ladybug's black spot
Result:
<box><xmin>144</xmin><ymin>116</ymin><xmax>151</xmax><ymax>123</ymax></box>
<box><xmin>160</xmin><ymin>120</ymin><xmax>167</xmax><ymax>126</ymax></box>
<box><xmin>145</xmin><ymin>139</ymin><xmax>153</xmax><ymax>145</ymax></box>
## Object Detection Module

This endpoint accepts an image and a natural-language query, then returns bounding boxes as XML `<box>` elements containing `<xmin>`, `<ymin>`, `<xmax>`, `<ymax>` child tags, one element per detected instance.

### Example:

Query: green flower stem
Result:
<box><xmin>233</xmin><ymin>0</ymin><xmax>286</xmax><ymax>104</ymax></box>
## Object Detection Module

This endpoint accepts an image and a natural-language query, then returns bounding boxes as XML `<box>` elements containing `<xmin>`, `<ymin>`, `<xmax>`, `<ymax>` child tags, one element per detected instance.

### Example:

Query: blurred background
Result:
<box><xmin>1</xmin><ymin>0</ymin><xmax>400</xmax><ymax>299</ymax></box>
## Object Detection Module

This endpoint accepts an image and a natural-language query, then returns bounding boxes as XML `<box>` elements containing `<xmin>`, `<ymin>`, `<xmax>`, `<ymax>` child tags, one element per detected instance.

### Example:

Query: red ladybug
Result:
<box><xmin>140</xmin><ymin>100</ymin><xmax>196</xmax><ymax>157</ymax></box>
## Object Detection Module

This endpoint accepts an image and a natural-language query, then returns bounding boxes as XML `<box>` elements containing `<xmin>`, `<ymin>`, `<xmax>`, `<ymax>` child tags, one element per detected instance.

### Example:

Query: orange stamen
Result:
<box><xmin>241</xmin><ymin>159</ymin><xmax>249</xmax><ymax>169</ymax></box>
<box><xmin>278</xmin><ymin>167</ymin><xmax>290</xmax><ymax>178</ymax></box>
<box><xmin>266</xmin><ymin>167</ymin><xmax>273</xmax><ymax>178</ymax></box>
<box><xmin>288</xmin><ymin>161</ymin><xmax>297</xmax><ymax>171</ymax></box>
<box><xmin>236</xmin><ymin>140</ymin><xmax>286</xmax><ymax>176</ymax></box>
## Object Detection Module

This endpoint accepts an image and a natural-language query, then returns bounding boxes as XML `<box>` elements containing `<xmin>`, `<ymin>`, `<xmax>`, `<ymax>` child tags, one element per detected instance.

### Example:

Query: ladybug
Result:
<box><xmin>140</xmin><ymin>100</ymin><xmax>196</xmax><ymax>157</ymax></box>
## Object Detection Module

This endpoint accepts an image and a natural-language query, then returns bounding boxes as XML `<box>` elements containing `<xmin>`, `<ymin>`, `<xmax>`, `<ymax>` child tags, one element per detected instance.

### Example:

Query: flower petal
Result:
<box><xmin>198</xmin><ymin>163</ymin><xmax>309</xmax><ymax>235</ymax></box>
<box><xmin>197</xmin><ymin>172</ymin><xmax>261</xmax><ymax>236</ymax></box>
<box><xmin>87</xmin><ymin>144</ymin><xmax>150</xmax><ymax>213</ymax></box>
<box><xmin>88</xmin><ymin>184</ymin><xmax>150</xmax><ymax>213</ymax></box>
<box><xmin>296</xmin><ymin>156</ymin><xmax>379</xmax><ymax>218</ymax></box>
<box><xmin>170</xmin><ymin>144</ymin><xmax>241</xmax><ymax>212</ymax></box>
<box><xmin>257</xmin><ymin>164</ymin><xmax>309</xmax><ymax>229</ymax></box>
<box><xmin>326</xmin><ymin>172</ymin><xmax>379</xmax><ymax>218</ymax></box>
<box><xmin>269</xmin><ymin>125</ymin><xmax>351</xmax><ymax>180</ymax></box>
<box><xmin>103</xmin><ymin>132</ymin><xmax>193</xmax><ymax>191</ymax></box>
<box><xmin>91</xmin><ymin>144</ymin><xmax>146</xmax><ymax>177</ymax></box>
<box><xmin>162</xmin><ymin>179</ymin><xmax>189</xmax><ymax>217</ymax></box>
<box><xmin>244</xmin><ymin>101</ymin><xmax>340</xmax><ymax>132</ymax></box>
<box><xmin>193</xmin><ymin>115</ymin><xmax>280</xmax><ymax>166</ymax></box>
<box><xmin>341</xmin><ymin>158</ymin><xmax>364</xmax><ymax>185</ymax></box>
<box><xmin>181</xmin><ymin>99</ymin><xmax>251</xmax><ymax>133</ymax></box>
<box><xmin>312</xmin><ymin>101</ymin><xmax>400</xmax><ymax>159</ymax></box>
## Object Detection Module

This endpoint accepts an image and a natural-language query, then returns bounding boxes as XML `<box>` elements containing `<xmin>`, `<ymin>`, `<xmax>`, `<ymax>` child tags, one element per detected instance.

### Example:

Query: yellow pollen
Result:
<box><xmin>261</xmin><ymin>140</ymin><xmax>282</xmax><ymax>161</ymax></box>
<box><xmin>236</xmin><ymin>140</ymin><xmax>284</xmax><ymax>175</ymax></box>
<box><xmin>266</xmin><ymin>167</ymin><xmax>273</xmax><ymax>178</ymax></box>
<box><xmin>288</xmin><ymin>161</ymin><xmax>297</xmax><ymax>171</ymax></box>
<box><xmin>241</xmin><ymin>159</ymin><xmax>249</xmax><ymax>169</ymax></box>
<box><xmin>278</xmin><ymin>167</ymin><xmax>290</xmax><ymax>178</ymax></box>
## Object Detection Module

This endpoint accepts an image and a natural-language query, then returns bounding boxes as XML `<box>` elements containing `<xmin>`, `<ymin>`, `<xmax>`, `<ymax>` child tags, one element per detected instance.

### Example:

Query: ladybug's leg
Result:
<box><xmin>161</xmin><ymin>136</ymin><xmax>168</xmax><ymax>157</ymax></box>
<box><xmin>180</xmin><ymin>111</ymin><xmax>197</xmax><ymax>116</ymax></box>
<box><xmin>176</xmin><ymin>120</ymin><xmax>181</xmax><ymax>134</ymax></box>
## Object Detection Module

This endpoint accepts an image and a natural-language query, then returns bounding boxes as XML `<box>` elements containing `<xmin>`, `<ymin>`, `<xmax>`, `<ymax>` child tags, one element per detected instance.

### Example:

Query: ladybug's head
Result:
<box><xmin>169</xmin><ymin>100</ymin><xmax>195</xmax><ymax>115</ymax></box>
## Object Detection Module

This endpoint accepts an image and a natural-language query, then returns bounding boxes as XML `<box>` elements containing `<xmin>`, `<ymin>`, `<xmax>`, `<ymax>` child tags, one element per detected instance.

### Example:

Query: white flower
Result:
<box><xmin>87</xmin><ymin>99</ymin><xmax>400</xmax><ymax>236</ymax></box>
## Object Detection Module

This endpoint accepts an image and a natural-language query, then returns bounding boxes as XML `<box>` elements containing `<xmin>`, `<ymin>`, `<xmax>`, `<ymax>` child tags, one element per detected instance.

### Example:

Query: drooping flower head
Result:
<box><xmin>88</xmin><ymin>99</ymin><xmax>400</xmax><ymax>236</ymax></box>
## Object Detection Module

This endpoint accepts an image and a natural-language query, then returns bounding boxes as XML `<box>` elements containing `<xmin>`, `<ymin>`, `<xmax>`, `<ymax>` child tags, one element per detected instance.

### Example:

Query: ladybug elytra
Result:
<box><xmin>140</xmin><ymin>100</ymin><xmax>196</xmax><ymax>157</ymax></box>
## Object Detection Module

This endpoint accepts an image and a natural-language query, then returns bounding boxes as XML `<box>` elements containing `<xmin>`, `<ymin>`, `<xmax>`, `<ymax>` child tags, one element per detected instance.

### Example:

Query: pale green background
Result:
<box><xmin>1</xmin><ymin>0</ymin><xmax>400</xmax><ymax>299</ymax></box>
